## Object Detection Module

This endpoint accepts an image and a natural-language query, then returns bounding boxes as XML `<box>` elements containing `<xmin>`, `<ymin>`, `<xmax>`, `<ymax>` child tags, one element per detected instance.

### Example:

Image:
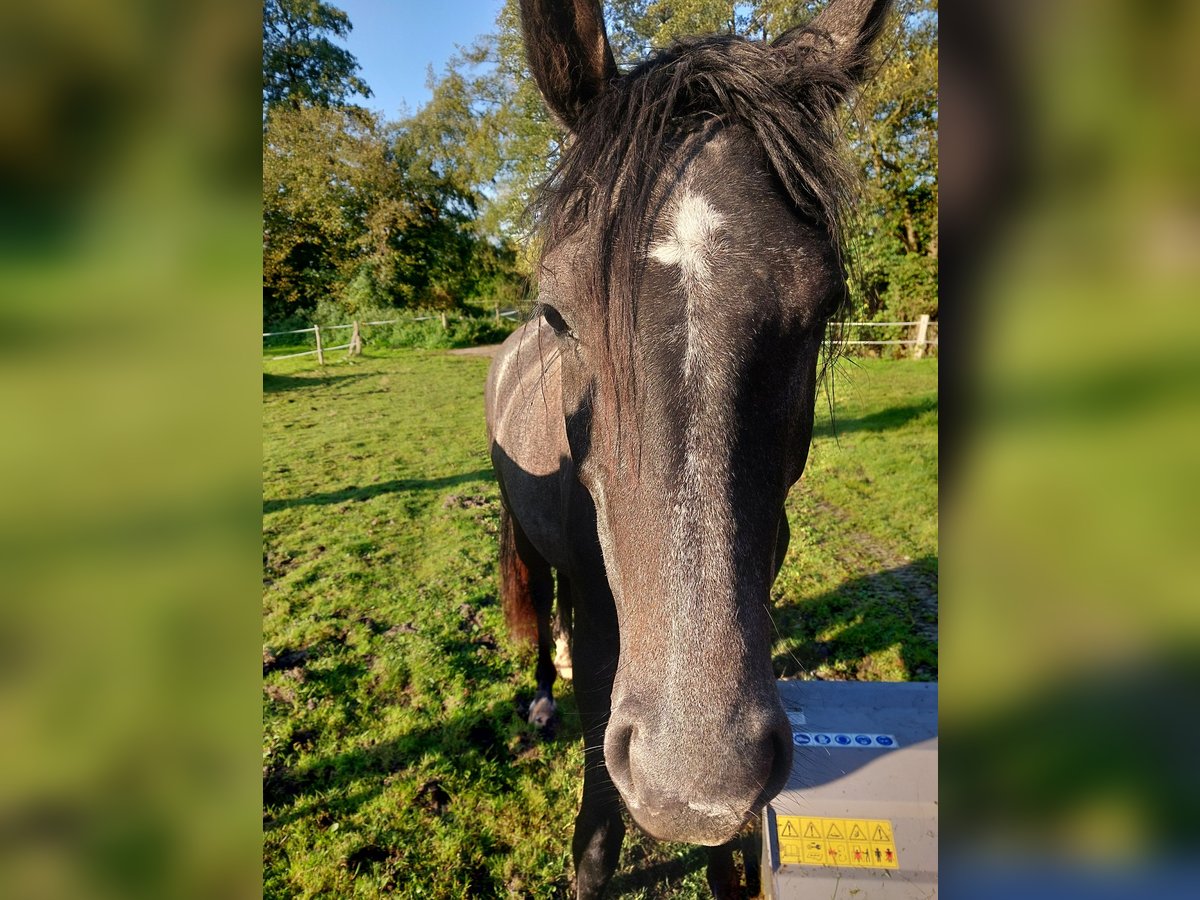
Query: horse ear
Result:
<box><xmin>520</xmin><ymin>0</ymin><xmax>618</xmax><ymax>130</ymax></box>
<box><xmin>775</xmin><ymin>0</ymin><xmax>893</xmax><ymax>87</ymax></box>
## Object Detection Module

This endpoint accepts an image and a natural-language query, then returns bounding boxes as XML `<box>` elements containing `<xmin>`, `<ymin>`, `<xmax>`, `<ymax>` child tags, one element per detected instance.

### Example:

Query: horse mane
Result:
<box><xmin>530</xmin><ymin>29</ymin><xmax>861</xmax><ymax>426</ymax></box>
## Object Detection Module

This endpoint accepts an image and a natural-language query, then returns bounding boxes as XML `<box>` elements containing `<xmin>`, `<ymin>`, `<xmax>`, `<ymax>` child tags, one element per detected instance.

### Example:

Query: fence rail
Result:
<box><xmin>262</xmin><ymin>310</ymin><xmax>524</xmax><ymax>363</ymax></box>
<box><xmin>264</xmin><ymin>312</ymin><xmax>935</xmax><ymax>362</ymax></box>
<box><xmin>835</xmin><ymin>314</ymin><xmax>937</xmax><ymax>358</ymax></box>
<box><xmin>842</xmin><ymin>321</ymin><xmax>922</xmax><ymax>327</ymax></box>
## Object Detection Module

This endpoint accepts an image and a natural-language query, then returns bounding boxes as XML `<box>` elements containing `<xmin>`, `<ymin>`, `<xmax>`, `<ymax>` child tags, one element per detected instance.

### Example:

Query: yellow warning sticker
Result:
<box><xmin>776</xmin><ymin>816</ymin><xmax>900</xmax><ymax>869</ymax></box>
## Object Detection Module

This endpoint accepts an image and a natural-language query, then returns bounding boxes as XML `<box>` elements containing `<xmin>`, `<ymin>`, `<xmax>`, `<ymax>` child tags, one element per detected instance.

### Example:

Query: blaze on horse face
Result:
<box><xmin>520</xmin><ymin>0</ymin><xmax>891</xmax><ymax>851</ymax></box>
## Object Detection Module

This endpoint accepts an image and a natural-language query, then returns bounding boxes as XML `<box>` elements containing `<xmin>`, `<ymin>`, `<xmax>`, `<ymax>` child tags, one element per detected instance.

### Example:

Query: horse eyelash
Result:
<box><xmin>537</xmin><ymin>302</ymin><xmax>578</xmax><ymax>341</ymax></box>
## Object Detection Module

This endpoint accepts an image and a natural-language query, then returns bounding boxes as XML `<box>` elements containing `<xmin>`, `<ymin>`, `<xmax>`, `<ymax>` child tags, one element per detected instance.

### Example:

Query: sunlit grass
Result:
<box><xmin>262</xmin><ymin>349</ymin><xmax>937</xmax><ymax>897</ymax></box>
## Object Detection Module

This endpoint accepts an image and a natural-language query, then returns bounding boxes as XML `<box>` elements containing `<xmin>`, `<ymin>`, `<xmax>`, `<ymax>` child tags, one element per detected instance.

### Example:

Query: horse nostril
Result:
<box><xmin>604</xmin><ymin>719</ymin><xmax>635</xmax><ymax>786</ymax></box>
<box><xmin>762</xmin><ymin>719</ymin><xmax>794</xmax><ymax>802</ymax></box>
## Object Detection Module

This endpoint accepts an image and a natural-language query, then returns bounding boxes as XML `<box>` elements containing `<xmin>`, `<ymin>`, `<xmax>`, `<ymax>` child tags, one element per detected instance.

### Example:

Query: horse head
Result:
<box><xmin>519</xmin><ymin>0</ymin><xmax>891</xmax><ymax>848</ymax></box>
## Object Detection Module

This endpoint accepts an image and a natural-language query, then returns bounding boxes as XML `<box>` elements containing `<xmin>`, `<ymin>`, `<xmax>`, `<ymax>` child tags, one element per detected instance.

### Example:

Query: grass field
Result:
<box><xmin>263</xmin><ymin>348</ymin><xmax>937</xmax><ymax>898</ymax></box>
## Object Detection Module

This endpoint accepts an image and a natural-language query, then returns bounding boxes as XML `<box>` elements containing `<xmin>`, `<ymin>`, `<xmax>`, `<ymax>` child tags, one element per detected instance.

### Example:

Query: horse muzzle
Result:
<box><xmin>603</xmin><ymin>701</ymin><xmax>794</xmax><ymax>845</ymax></box>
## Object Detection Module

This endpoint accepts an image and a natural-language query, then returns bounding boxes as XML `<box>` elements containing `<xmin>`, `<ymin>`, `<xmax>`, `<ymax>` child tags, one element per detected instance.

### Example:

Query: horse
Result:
<box><xmin>485</xmin><ymin>1</ymin><xmax>892</xmax><ymax>895</ymax></box>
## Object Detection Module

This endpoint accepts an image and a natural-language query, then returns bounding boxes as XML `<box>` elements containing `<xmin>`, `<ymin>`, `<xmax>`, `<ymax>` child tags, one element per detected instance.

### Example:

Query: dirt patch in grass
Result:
<box><xmin>445</xmin><ymin>345</ymin><xmax>501</xmax><ymax>357</ymax></box>
<box><xmin>415</xmin><ymin>779</ymin><xmax>451</xmax><ymax>816</ymax></box>
<box><xmin>263</xmin><ymin>646</ymin><xmax>310</xmax><ymax>675</ymax></box>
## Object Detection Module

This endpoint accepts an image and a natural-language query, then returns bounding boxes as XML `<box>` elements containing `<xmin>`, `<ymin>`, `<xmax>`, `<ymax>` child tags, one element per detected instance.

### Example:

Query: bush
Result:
<box><xmin>446</xmin><ymin>315</ymin><xmax>520</xmax><ymax>348</ymax></box>
<box><xmin>364</xmin><ymin>311</ymin><xmax>521</xmax><ymax>350</ymax></box>
<box><xmin>265</xmin><ymin>303</ymin><xmax>524</xmax><ymax>354</ymax></box>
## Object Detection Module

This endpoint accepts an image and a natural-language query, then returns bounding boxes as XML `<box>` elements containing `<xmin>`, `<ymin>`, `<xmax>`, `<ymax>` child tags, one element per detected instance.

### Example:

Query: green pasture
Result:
<box><xmin>263</xmin><ymin>348</ymin><xmax>938</xmax><ymax>898</ymax></box>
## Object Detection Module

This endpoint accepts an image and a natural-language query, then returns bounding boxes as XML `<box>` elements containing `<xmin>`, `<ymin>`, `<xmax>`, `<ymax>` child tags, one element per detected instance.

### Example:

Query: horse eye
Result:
<box><xmin>540</xmin><ymin>304</ymin><xmax>575</xmax><ymax>339</ymax></box>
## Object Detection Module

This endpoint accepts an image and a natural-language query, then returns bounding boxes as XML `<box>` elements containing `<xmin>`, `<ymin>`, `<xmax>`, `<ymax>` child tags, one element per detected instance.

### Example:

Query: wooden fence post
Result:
<box><xmin>494</xmin><ymin>304</ymin><xmax>500</xmax><ymax>322</ymax></box>
<box><xmin>349</xmin><ymin>320</ymin><xmax>362</xmax><ymax>357</ymax></box>
<box><xmin>440</xmin><ymin>311</ymin><xmax>448</xmax><ymax>330</ymax></box>
<box><xmin>912</xmin><ymin>314</ymin><xmax>930</xmax><ymax>359</ymax></box>
<box><xmin>314</xmin><ymin>324</ymin><xmax>324</xmax><ymax>365</ymax></box>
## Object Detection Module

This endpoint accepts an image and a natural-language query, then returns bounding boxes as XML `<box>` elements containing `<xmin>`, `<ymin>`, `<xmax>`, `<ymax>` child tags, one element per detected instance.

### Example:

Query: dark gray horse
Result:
<box><xmin>486</xmin><ymin>1</ymin><xmax>891</xmax><ymax>895</ymax></box>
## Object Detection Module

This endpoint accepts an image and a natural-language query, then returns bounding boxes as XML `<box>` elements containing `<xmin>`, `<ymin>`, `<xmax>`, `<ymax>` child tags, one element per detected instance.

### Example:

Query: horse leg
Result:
<box><xmin>570</xmin><ymin>592</ymin><xmax>623</xmax><ymax>897</ymax></box>
<box><xmin>499</xmin><ymin>504</ymin><xmax>557</xmax><ymax>731</ymax></box>
<box><xmin>572</xmin><ymin>740</ymin><xmax>624</xmax><ymax>899</ymax></box>
<box><xmin>553</xmin><ymin>572</ymin><xmax>574</xmax><ymax>681</ymax></box>
<box><xmin>705</xmin><ymin>841</ymin><xmax>740</xmax><ymax>899</ymax></box>
<box><xmin>706</xmin><ymin>814</ymin><xmax>763</xmax><ymax>898</ymax></box>
<box><xmin>528</xmin><ymin>560</ymin><xmax>558</xmax><ymax>732</ymax></box>
<box><xmin>740</xmin><ymin>819</ymin><xmax>762</xmax><ymax>897</ymax></box>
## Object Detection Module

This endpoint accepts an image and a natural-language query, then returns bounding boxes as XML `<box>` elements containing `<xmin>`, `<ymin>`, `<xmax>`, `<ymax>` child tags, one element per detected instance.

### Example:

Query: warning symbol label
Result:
<box><xmin>775</xmin><ymin>817</ymin><xmax>900</xmax><ymax>870</ymax></box>
<box><xmin>825</xmin><ymin>841</ymin><xmax>849</xmax><ymax>866</ymax></box>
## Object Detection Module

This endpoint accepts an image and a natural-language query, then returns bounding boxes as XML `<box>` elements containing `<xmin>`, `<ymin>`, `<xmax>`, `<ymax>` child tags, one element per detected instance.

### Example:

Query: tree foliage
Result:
<box><xmin>260</xmin><ymin>2</ymin><xmax>526</xmax><ymax>325</ymax></box>
<box><xmin>262</xmin><ymin>0</ymin><xmax>372</xmax><ymax>111</ymax></box>
<box><xmin>846</xmin><ymin>0</ymin><xmax>938</xmax><ymax>320</ymax></box>
<box><xmin>262</xmin><ymin>105</ymin><xmax>515</xmax><ymax>323</ymax></box>
<box><xmin>405</xmin><ymin>4</ymin><xmax>562</xmax><ymax>253</ymax></box>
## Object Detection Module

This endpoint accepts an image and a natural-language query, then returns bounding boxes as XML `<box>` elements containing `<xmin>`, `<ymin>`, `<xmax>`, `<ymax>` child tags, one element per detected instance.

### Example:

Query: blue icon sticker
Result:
<box><xmin>792</xmin><ymin>731</ymin><xmax>901</xmax><ymax>748</ymax></box>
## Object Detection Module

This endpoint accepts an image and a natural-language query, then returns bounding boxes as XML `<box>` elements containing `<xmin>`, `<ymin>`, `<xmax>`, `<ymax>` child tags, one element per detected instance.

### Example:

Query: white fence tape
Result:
<box><xmin>266</xmin><ymin>348</ymin><xmax>319</xmax><ymax>360</ymax></box>
<box><xmin>838</xmin><ymin>339</ymin><xmax>940</xmax><ymax>346</ymax></box>
<box><xmin>841</xmin><ymin>321</ymin><xmax>929</xmax><ymax>327</ymax></box>
<box><xmin>264</xmin><ymin>313</ymin><xmax>935</xmax><ymax>358</ymax></box>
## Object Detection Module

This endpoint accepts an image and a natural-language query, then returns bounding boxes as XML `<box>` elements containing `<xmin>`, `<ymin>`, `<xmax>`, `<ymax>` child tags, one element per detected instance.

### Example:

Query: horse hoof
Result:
<box><xmin>528</xmin><ymin>693</ymin><xmax>557</xmax><ymax>731</ymax></box>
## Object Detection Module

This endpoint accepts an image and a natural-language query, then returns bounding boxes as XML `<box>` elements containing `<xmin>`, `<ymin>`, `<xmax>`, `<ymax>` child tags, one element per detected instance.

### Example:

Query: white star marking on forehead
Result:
<box><xmin>650</xmin><ymin>191</ymin><xmax>724</xmax><ymax>293</ymax></box>
<box><xmin>650</xmin><ymin>190</ymin><xmax>725</xmax><ymax>385</ymax></box>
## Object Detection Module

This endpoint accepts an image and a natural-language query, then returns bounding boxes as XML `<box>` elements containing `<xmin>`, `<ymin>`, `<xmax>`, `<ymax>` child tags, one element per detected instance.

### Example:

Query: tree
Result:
<box><xmin>262</xmin><ymin>0</ymin><xmax>372</xmax><ymax>112</ymax></box>
<box><xmin>263</xmin><ymin>104</ymin><xmax>515</xmax><ymax>323</ymax></box>
<box><xmin>262</xmin><ymin>105</ymin><xmax>377</xmax><ymax>320</ymax></box>
<box><xmin>404</xmin><ymin>8</ymin><xmax>562</xmax><ymax>250</ymax></box>
<box><xmin>845</xmin><ymin>0</ymin><xmax>938</xmax><ymax>321</ymax></box>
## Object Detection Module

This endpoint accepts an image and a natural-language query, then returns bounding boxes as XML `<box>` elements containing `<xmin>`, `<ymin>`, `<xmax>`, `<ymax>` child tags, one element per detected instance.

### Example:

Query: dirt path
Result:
<box><xmin>445</xmin><ymin>345</ymin><xmax>501</xmax><ymax>358</ymax></box>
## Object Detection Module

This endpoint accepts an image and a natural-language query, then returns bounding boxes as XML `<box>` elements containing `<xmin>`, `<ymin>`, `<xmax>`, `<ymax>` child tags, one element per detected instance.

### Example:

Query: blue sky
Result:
<box><xmin>334</xmin><ymin>0</ymin><xmax>505</xmax><ymax>119</ymax></box>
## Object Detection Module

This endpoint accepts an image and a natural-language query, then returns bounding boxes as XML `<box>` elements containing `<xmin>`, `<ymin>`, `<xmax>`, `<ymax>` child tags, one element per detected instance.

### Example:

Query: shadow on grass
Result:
<box><xmin>263</xmin><ymin>686</ymin><xmax>555</xmax><ymax>897</ymax></box>
<box><xmin>263</xmin><ymin>371</ymin><xmax>374</xmax><ymax>393</ymax></box>
<box><xmin>772</xmin><ymin>556</ymin><xmax>939</xmax><ymax>682</ymax></box>
<box><xmin>264</xmin><ymin>606</ymin><xmax>578</xmax><ymax>826</ymax></box>
<box><xmin>608</xmin><ymin>844</ymin><xmax>708</xmax><ymax>896</ymax></box>
<box><xmin>263</xmin><ymin>469</ymin><xmax>496</xmax><ymax>513</ymax></box>
<box><xmin>813</xmin><ymin>396</ymin><xmax>938</xmax><ymax>438</ymax></box>
<box><xmin>264</xmin><ymin>684</ymin><xmax>583</xmax><ymax>827</ymax></box>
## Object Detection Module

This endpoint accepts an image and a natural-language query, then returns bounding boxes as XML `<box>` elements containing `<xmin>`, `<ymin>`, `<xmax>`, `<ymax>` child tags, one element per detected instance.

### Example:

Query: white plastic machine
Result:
<box><xmin>761</xmin><ymin>680</ymin><xmax>938</xmax><ymax>898</ymax></box>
